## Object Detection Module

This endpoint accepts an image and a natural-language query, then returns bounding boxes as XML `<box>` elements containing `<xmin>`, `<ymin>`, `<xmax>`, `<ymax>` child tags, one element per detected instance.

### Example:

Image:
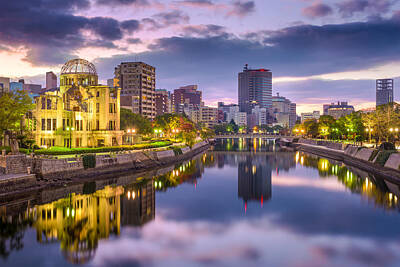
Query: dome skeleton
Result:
<box><xmin>61</xmin><ymin>58</ymin><xmax>97</xmax><ymax>76</ymax></box>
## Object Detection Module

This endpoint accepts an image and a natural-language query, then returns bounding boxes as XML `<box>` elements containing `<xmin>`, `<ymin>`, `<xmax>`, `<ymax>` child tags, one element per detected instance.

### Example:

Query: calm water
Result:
<box><xmin>1</xmin><ymin>138</ymin><xmax>400</xmax><ymax>267</ymax></box>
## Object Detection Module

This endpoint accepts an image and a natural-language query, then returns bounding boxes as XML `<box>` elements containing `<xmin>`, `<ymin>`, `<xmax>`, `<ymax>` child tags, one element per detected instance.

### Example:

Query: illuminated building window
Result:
<box><xmin>41</xmin><ymin>119</ymin><xmax>45</xmax><ymax>131</ymax></box>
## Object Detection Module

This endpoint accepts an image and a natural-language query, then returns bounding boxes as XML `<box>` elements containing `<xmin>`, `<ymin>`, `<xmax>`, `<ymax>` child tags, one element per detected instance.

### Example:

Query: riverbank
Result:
<box><xmin>0</xmin><ymin>141</ymin><xmax>210</xmax><ymax>194</ymax></box>
<box><xmin>294</xmin><ymin>139</ymin><xmax>400</xmax><ymax>183</ymax></box>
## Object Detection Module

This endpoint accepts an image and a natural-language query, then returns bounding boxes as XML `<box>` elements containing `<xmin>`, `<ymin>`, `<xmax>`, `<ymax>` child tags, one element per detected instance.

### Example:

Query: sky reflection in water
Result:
<box><xmin>1</xmin><ymin>138</ymin><xmax>400</xmax><ymax>267</ymax></box>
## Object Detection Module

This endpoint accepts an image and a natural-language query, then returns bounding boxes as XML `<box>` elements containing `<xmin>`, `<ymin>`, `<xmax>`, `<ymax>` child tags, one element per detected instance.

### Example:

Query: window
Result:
<box><xmin>41</xmin><ymin>98</ymin><xmax>46</xmax><ymax>109</ymax></box>
<box><xmin>96</xmin><ymin>91</ymin><xmax>100</xmax><ymax>97</ymax></box>
<box><xmin>47</xmin><ymin>99</ymin><xmax>52</xmax><ymax>110</ymax></box>
<box><xmin>96</xmin><ymin>103</ymin><xmax>100</xmax><ymax>113</ymax></box>
<box><xmin>63</xmin><ymin>119</ymin><xmax>65</xmax><ymax>131</ymax></box>
<box><xmin>47</xmin><ymin>119</ymin><xmax>51</xmax><ymax>131</ymax></box>
<box><xmin>41</xmin><ymin>119</ymin><xmax>45</xmax><ymax>131</ymax></box>
<box><xmin>96</xmin><ymin>120</ymin><xmax>99</xmax><ymax>130</ymax></box>
<box><xmin>53</xmin><ymin>119</ymin><xmax>56</xmax><ymax>131</ymax></box>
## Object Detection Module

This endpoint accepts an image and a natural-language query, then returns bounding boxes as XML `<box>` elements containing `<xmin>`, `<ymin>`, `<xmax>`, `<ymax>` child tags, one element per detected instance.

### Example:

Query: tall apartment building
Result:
<box><xmin>238</xmin><ymin>65</ymin><xmax>272</xmax><ymax>114</ymax></box>
<box><xmin>200</xmin><ymin>106</ymin><xmax>218</xmax><ymax>128</ymax></box>
<box><xmin>115</xmin><ymin>62</ymin><xmax>156</xmax><ymax>119</ymax></box>
<box><xmin>0</xmin><ymin>77</ymin><xmax>10</xmax><ymax>94</ymax></box>
<box><xmin>46</xmin><ymin>71</ymin><xmax>57</xmax><ymax>90</ymax></box>
<box><xmin>172</xmin><ymin>85</ymin><xmax>202</xmax><ymax>113</ymax></box>
<box><xmin>155</xmin><ymin>89</ymin><xmax>171</xmax><ymax>116</ymax></box>
<box><xmin>376</xmin><ymin>79</ymin><xmax>394</xmax><ymax>107</ymax></box>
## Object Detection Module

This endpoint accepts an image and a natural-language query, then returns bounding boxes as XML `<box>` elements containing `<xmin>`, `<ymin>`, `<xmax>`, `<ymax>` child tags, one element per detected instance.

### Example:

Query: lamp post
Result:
<box><xmin>365</xmin><ymin>128</ymin><xmax>373</xmax><ymax>144</ymax></box>
<box><xmin>66</xmin><ymin>127</ymin><xmax>74</xmax><ymax>148</ymax></box>
<box><xmin>127</xmin><ymin>129</ymin><xmax>136</xmax><ymax>145</ymax></box>
<box><xmin>172</xmin><ymin>129</ymin><xmax>179</xmax><ymax>142</ymax></box>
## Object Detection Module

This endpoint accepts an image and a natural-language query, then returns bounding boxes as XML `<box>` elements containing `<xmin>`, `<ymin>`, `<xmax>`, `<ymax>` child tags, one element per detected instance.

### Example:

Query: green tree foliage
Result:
<box><xmin>0</xmin><ymin>89</ymin><xmax>33</xmax><ymax>139</ymax></box>
<box><xmin>303</xmin><ymin>119</ymin><xmax>319</xmax><ymax>138</ymax></box>
<box><xmin>120</xmin><ymin>108</ymin><xmax>152</xmax><ymax>134</ymax></box>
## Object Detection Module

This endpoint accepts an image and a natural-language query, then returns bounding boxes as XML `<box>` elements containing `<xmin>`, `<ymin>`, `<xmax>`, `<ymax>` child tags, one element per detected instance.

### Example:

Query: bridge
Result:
<box><xmin>214</xmin><ymin>134</ymin><xmax>294</xmax><ymax>139</ymax></box>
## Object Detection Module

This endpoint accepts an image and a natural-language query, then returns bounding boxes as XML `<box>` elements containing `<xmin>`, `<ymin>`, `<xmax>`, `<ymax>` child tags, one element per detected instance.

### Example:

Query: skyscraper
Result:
<box><xmin>46</xmin><ymin>71</ymin><xmax>57</xmax><ymax>90</ymax></box>
<box><xmin>114</xmin><ymin>62</ymin><xmax>156</xmax><ymax>119</ymax></box>
<box><xmin>376</xmin><ymin>79</ymin><xmax>394</xmax><ymax>107</ymax></box>
<box><xmin>238</xmin><ymin>65</ymin><xmax>272</xmax><ymax>114</ymax></box>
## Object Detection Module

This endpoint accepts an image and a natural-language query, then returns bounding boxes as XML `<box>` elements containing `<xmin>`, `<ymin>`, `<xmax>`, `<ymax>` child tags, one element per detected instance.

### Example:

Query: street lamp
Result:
<box><xmin>66</xmin><ymin>127</ymin><xmax>74</xmax><ymax>148</ymax></box>
<box><xmin>127</xmin><ymin>128</ymin><xmax>136</xmax><ymax>145</ymax></box>
<box><xmin>172</xmin><ymin>129</ymin><xmax>179</xmax><ymax>141</ymax></box>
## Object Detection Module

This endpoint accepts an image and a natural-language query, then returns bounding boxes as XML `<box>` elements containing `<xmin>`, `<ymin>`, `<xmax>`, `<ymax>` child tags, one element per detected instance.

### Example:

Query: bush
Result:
<box><xmin>34</xmin><ymin>141</ymin><xmax>173</xmax><ymax>155</ymax></box>
<box><xmin>82</xmin><ymin>154</ymin><xmax>96</xmax><ymax>169</ymax></box>
<box><xmin>374</xmin><ymin>150</ymin><xmax>396</xmax><ymax>167</ymax></box>
<box><xmin>173</xmin><ymin>147</ymin><xmax>183</xmax><ymax>156</ymax></box>
<box><xmin>379</xmin><ymin>142</ymin><xmax>396</xmax><ymax>151</ymax></box>
<box><xmin>368</xmin><ymin>149</ymin><xmax>379</xmax><ymax>161</ymax></box>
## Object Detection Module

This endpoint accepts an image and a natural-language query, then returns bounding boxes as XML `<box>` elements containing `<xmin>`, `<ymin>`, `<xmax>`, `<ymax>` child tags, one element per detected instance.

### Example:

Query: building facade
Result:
<box><xmin>114</xmin><ymin>62</ymin><xmax>156</xmax><ymax>119</ymax></box>
<box><xmin>272</xmin><ymin>93</ymin><xmax>297</xmax><ymax>128</ymax></box>
<box><xmin>155</xmin><ymin>89</ymin><xmax>171</xmax><ymax>116</ymax></box>
<box><xmin>301</xmin><ymin>111</ymin><xmax>320</xmax><ymax>122</ymax></box>
<box><xmin>325</xmin><ymin>101</ymin><xmax>355</xmax><ymax>119</ymax></box>
<box><xmin>46</xmin><ymin>71</ymin><xmax>57</xmax><ymax>90</ymax></box>
<box><xmin>0</xmin><ymin>77</ymin><xmax>10</xmax><ymax>94</ymax></box>
<box><xmin>376</xmin><ymin>79</ymin><xmax>394</xmax><ymax>107</ymax></box>
<box><xmin>238</xmin><ymin>65</ymin><xmax>272</xmax><ymax>114</ymax></box>
<box><xmin>200</xmin><ymin>106</ymin><xmax>218</xmax><ymax>128</ymax></box>
<box><xmin>33</xmin><ymin>59</ymin><xmax>123</xmax><ymax>148</ymax></box>
<box><xmin>172</xmin><ymin>85</ymin><xmax>202</xmax><ymax>113</ymax></box>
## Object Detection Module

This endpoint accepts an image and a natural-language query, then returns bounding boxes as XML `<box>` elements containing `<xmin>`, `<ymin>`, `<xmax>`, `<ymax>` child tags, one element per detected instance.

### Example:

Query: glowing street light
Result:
<box><xmin>66</xmin><ymin>126</ymin><xmax>75</xmax><ymax>148</ymax></box>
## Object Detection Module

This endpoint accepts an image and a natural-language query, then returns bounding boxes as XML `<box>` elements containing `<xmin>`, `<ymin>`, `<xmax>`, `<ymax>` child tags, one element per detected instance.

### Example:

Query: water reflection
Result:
<box><xmin>1</xmin><ymin>138</ymin><xmax>400</xmax><ymax>266</ymax></box>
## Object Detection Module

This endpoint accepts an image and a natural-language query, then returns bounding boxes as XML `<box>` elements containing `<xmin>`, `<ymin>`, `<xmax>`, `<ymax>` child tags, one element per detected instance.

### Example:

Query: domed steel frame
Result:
<box><xmin>61</xmin><ymin>59</ymin><xmax>97</xmax><ymax>76</ymax></box>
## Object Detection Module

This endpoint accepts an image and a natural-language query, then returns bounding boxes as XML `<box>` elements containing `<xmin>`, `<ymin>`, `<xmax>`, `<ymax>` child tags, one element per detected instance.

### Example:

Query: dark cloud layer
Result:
<box><xmin>0</xmin><ymin>0</ymin><xmax>143</xmax><ymax>65</ymax></box>
<box><xmin>229</xmin><ymin>1</ymin><xmax>255</xmax><ymax>17</ymax></box>
<box><xmin>337</xmin><ymin>0</ymin><xmax>397</xmax><ymax>17</ymax></box>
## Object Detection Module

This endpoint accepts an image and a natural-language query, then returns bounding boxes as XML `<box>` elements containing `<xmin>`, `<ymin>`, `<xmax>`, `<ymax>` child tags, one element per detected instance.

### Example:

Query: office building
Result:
<box><xmin>172</xmin><ymin>85</ymin><xmax>202</xmax><ymax>113</ymax></box>
<box><xmin>155</xmin><ymin>89</ymin><xmax>171</xmax><ymax>116</ymax></box>
<box><xmin>376</xmin><ymin>79</ymin><xmax>394</xmax><ymax>107</ymax></box>
<box><xmin>46</xmin><ymin>71</ymin><xmax>57</xmax><ymax>90</ymax></box>
<box><xmin>34</xmin><ymin>58</ymin><xmax>123</xmax><ymax>148</ymax></box>
<box><xmin>0</xmin><ymin>77</ymin><xmax>10</xmax><ymax>94</ymax></box>
<box><xmin>200</xmin><ymin>106</ymin><xmax>218</xmax><ymax>128</ymax></box>
<box><xmin>272</xmin><ymin>93</ymin><xmax>297</xmax><ymax>128</ymax></box>
<box><xmin>324</xmin><ymin>101</ymin><xmax>354</xmax><ymax>119</ymax></box>
<box><xmin>238</xmin><ymin>65</ymin><xmax>272</xmax><ymax>114</ymax></box>
<box><xmin>301</xmin><ymin>111</ymin><xmax>320</xmax><ymax>122</ymax></box>
<box><xmin>114</xmin><ymin>62</ymin><xmax>156</xmax><ymax>119</ymax></box>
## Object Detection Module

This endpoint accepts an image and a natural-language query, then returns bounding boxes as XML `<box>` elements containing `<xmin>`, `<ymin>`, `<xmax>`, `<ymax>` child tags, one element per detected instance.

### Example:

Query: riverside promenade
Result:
<box><xmin>0</xmin><ymin>141</ymin><xmax>210</xmax><ymax>193</ymax></box>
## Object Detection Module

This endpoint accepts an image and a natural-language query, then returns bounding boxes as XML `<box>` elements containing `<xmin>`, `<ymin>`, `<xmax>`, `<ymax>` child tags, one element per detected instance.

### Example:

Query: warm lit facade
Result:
<box><xmin>115</xmin><ymin>62</ymin><xmax>156</xmax><ymax>119</ymax></box>
<box><xmin>33</xmin><ymin>59</ymin><xmax>123</xmax><ymax>148</ymax></box>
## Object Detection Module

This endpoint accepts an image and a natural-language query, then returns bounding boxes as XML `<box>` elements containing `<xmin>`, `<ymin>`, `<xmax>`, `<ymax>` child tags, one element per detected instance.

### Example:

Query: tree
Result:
<box><xmin>0</xmin><ymin>90</ymin><xmax>33</xmax><ymax>148</ymax></box>
<box><xmin>375</xmin><ymin>103</ymin><xmax>400</xmax><ymax>142</ymax></box>
<box><xmin>362</xmin><ymin>112</ymin><xmax>376</xmax><ymax>143</ymax></box>
<box><xmin>303</xmin><ymin>119</ymin><xmax>319</xmax><ymax>138</ymax></box>
<box><xmin>200</xmin><ymin>127</ymin><xmax>215</xmax><ymax>141</ymax></box>
<box><xmin>120</xmin><ymin>108</ymin><xmax>152</xmax><ymax>135</ymax></box>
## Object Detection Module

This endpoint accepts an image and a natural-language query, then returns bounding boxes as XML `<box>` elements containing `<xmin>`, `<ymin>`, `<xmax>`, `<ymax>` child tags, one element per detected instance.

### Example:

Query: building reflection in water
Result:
<box><xmin>296</xmin><ymin>151</ymin><xmax>400</xmax><ymax>211</ymax></box>
<box><xmin>238</xmin><ymin>156</ymin><xmax>272</xmax><ymax>208</ymax></box>
<box><xmin>213</xmin><ymin>138</ymin><xmax>277</xmax><ymax>152</ymax></box>
<box><xmin>32</xmin><ymin>178</ymin><xmax>155</xmax><ymax>264</ymax></box>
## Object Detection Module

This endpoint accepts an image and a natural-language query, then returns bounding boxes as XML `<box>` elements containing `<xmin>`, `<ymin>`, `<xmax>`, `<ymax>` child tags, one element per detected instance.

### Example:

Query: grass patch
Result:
<box><xmin>34</xmin><ymin>141</ymin><xmax>172</xmax><ymax>156</ymax></box>
<box><xmin>374</xmin><ymin>150</ymin><xmax>396</xmax><ymax>167</ymax></box>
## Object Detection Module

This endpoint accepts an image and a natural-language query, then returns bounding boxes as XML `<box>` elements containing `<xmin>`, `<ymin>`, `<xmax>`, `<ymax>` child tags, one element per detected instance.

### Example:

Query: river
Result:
<box><xmin>1</xmin><ymin>138</ymin><xmax>400</xmax><ymax>267</ymax></box>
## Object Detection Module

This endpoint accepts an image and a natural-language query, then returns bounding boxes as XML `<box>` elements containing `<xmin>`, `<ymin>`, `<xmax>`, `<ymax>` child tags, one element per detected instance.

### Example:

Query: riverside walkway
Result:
<box><xmin>215</xmin><ymin>134</ymin><xmax>293</xmax><ymax>139</ymax></box>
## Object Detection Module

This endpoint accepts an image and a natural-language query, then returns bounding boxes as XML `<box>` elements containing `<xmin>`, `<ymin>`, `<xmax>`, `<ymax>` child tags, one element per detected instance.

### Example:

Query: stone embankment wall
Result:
<box><xmin>0</xmin><ymin>154</ymin><xmax>32</xmax><ymax>174</ymax></box>
<box><xmin>297</xmin><ymin>139</ymin><xmax>400</xmax><ymax>181</ymax></box>
<box><xmin>32</xmin><ymin>141</ymin><xmax>209</xmax><ymax>179</ymax></box>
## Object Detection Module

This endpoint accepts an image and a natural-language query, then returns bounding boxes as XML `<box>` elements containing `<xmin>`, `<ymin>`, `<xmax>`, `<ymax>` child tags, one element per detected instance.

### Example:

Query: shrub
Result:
<box><xmin>82</xmin><ymin>154</ymin><xmax>96</xmax><ymax>169</ymax></box>
<box><xmin>374</xmin><ymin>150</ymin><xmax>396</xmax><ymax>167</ymax></box>
<box><xmin>34</xmin><ymin>141</ymin><xmax>173</xmax><ymax>155</ymax></box>
<box><xmin>173</xmin><ymin>147</ymin><xmax>183</xmax><ymax>156</ymax></box>
<box><xmin>379</xmin><ymin>142</ymin><xmax>396</xmax><ymax>151</ymax></box>
<box><xmin>368</xmin><ymin>149</ymin><xmax>379</xmax><ymax>162</ymax></box>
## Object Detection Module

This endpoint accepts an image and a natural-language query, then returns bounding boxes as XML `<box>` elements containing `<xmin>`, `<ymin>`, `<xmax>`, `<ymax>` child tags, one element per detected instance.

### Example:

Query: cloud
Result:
<box><xmin>96</xmin><ymin>0</ymin><xmax>149</xmax><ymax>6</ymax></box>
<box><xmin>141</xmin><ymin>10</ymin><xmax>190</xmax><ymax>30</ymax></box>
<box><xmin>126</xmin><ymin>38</ymin><xmax>143</xmax><ymax>44</ymax></box>
<box><xmin>181</xmin><ymin>24</ymin><xmax>226</xmax><ymax>37</ymax></box>
<box><xmin>121</xmin><ymin>19</ymin><xmax>141</xmax><ymax>33</ymax></box>
<box><xmin>228</xmin><ymin>1</ymin><xmax>256</xmax><ymax>17</ymax></box>
<box><xmin>302</xmin><ymin>3</ymin><xmax>333</xmax><ymax>18</ymax></box>
<box><xmin>337</xmin><ymin>0</ymin><xmax>397</xmax><ymax>17</ymax></box>
<box><xmin>178</xmin><ymin>0</ymin><xmax>216</xmax><ymax>8</ymax></box>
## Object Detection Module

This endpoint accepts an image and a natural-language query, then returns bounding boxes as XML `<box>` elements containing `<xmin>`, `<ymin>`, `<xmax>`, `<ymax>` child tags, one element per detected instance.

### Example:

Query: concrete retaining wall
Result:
<box><xmin>385</xmin><ymin>153</ymin><xmax>400</xmax><ymax>170</ymax></box>
<box><xmin>181</xmin><ymin>147</ymin><xmax>190</xmax><ymax>154</ymax></box>
<box><xmin>156</xmin><ymin>150</ymin><xmax>175</xmax><ymax>160</ymax></box>
<box><xmin>354</xmin><ymin>148</ymin><xmax>374</xmax><ymax>161</ymax></box>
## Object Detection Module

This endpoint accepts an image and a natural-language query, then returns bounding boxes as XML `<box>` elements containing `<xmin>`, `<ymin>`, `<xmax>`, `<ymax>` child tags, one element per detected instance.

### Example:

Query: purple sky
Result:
<box><xmin>1</xmin><ymin>0</ymin><xmax>400</xmax><ymax>113</ymax></box>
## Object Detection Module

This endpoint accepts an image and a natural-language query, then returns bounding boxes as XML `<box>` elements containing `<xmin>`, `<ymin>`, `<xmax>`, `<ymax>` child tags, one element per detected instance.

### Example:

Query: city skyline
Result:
<box><xmin>1</xmin><ymin>0</ymin><xmax>400</xmax><ymax>113</ymax></box>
